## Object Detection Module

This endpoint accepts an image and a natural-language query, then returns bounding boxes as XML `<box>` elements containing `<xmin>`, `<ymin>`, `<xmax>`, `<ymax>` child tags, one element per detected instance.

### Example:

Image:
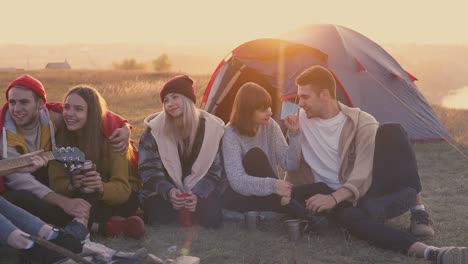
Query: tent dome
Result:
<box><xmin>202</xmin><ymin>24</ymin><xmax>448</xmax><ymax>141</ymax></box>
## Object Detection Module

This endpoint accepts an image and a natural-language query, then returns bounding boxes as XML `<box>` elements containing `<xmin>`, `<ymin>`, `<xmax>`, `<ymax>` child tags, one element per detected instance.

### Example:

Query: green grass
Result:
<box><xmin>0</xmin><ymin>70</ymin><xmax>210</xmax><ymax>141</ymax></box>
<box><xmin>0</xmin><ymin>70</ymin><xmax>467</xmax><ymax>263</ymax></box>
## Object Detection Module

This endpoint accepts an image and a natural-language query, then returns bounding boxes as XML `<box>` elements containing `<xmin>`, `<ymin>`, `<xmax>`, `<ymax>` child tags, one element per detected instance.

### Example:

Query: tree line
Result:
<box><xmin>112</xmin><ymin>54</ymin><xmax>172</xmax><ymax>71</ymax></box>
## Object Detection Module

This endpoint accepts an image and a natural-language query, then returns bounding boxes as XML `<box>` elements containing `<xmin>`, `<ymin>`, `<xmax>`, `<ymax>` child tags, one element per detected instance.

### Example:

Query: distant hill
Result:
<box><xmin>0</xmin><ymin>43</ymin><xmax>228</xmax><ymax>74</ymax></box>
<box><xmin>1</xmin><ymin>43</ymin><xmax>467</xmax><ymax>104</ymax></box>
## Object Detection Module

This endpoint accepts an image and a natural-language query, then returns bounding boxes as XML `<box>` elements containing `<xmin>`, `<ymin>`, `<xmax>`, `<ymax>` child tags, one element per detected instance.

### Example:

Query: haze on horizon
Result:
<box><xmin>0</xmin><ymin>0</ymin><xmax>467</xmax><ymax>47</ymax></box>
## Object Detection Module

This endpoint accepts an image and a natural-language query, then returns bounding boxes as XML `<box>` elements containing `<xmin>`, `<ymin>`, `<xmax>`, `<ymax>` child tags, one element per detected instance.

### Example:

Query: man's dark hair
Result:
<box><xmin>295</xmin><ymin>65</ymin><xmax>337</xmax><ymax>99</ymax></box>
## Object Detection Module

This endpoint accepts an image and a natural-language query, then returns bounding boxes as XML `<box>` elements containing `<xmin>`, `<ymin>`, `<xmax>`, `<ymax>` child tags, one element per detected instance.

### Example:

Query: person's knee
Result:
<box><xmin>244</xmin><ymin>147</ymin><xmax>266</xmax><ymax>160</ymax></box>
<box><xmin>3</xmin><ymin>190</ymin><xmax>41</xmax><ymax>211</ymax></box>
<box><xmin>242</xmin><ymin>148</ymin><xmax>269</xmax><ymax>170</ymax></box>
<box><xmin>377</xmin><ymin>123</ymin><xmax>406</xmax><ymax>139</ymax></box>
<box><xmin>143</xmin><ymin>196</ymin><xmax>175</xmax><ymax>225</ymax></box>
<box><xmin>197</xmin><ymin>198</ymin><xmax>223</xmax><ymax>228</ymax></box>
<box><xmin>4</xmin><ymin>190</ymin><xmax>35</xmax><ymax>201</ymax></box>
<box><xmin>144</xmin><ymin>207</ymin><xmax>174</xmax><ymax>225</ymax></box>
<box><xmin>198</xmin><ymin>214</ymin><xmax>223</xmax><ymax>229</ymax></box>
<box><xmin>376</xmin><ymin>123</ymin><xmax>412</xmax><ymax>151</ymax></box>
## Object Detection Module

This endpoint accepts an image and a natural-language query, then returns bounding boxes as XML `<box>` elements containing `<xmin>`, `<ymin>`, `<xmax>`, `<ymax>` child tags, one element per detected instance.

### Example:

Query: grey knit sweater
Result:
<box><xmin>222</xmin><ymin>119</ymin><xmax>302</xmax><ymax>196</ymax></box>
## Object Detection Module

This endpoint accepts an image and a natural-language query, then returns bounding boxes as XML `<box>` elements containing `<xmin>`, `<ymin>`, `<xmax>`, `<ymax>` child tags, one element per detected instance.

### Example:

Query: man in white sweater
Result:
<box><xmin>285</xmin><ymin>66</ymin><xmax>465</xmax><ymax>263</ymax></box>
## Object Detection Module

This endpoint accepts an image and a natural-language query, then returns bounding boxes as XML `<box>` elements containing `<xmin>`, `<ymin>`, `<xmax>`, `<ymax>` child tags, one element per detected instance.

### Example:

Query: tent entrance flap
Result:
<box><xmin>236</xmin><ymin>55</ymin><xmax>327</xmax><ymax>99</ymax></box>
<box><xmin>211</xmin><ymin>65</ymin><xmax>244</xmax><ymax>118</ymax></box>
<box><xmin>204</xmin><ymin>58</ymin><xmax>244</xmax><ymax>112</ymax></box>
<box><xmin>213</xmin><ymin>65</ymin><xmax>282</xmax><ymax>123</ymax></box>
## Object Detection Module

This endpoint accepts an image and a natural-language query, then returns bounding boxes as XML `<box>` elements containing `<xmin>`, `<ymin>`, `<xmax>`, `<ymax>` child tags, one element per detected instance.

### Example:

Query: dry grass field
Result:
<box><xmin>0</xmin><ymin>70</ymin><xmax>467</xmax><ymax>264</ymax></box>
<box><xmin>0</xmin><ymin>70</ymin><xmax>210</xmax><ymax>142</ymax></box>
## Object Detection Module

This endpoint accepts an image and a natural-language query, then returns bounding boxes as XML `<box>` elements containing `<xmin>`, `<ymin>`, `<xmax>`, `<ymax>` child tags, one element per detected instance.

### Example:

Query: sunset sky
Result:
<box><xmin>0</xmin><ymin>0</ymin><xmax>467</xmax><ymax>46</ymax></box>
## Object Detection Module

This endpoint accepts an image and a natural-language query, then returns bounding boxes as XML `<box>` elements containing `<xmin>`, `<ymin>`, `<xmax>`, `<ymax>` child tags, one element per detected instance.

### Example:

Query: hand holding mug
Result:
<box><xmin>81</xmin><ymin>170</ymin><xmax>104</xmax><ymax>194</ymax></box>
<box><xmin>169</xmin><ymin>188</ymin><xmax>185</xmax><ymax>210</ymax></box>
<box><xmin>184</xmin><ymin>192</ymin><xmax>198</xmax><ymax>212</ymax></box>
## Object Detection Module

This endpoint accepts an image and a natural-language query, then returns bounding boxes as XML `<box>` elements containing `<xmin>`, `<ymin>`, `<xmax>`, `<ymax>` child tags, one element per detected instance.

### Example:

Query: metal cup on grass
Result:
<box><xmin>284</xmin><ymin>219</ymin><xmax>307</xmax><ymax>242</ymax></box>
<box><xmin>244</xmin><ymin>211</ymin><xmax>259</xmax><ymax>231</ymax></box>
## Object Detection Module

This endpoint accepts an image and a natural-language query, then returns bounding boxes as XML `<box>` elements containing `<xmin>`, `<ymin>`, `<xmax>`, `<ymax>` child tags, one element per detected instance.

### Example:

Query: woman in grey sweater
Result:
<box><xmin>222</xmin><ymin>82</ymin><xmax>303</xmax><ymax>215</ymax></box>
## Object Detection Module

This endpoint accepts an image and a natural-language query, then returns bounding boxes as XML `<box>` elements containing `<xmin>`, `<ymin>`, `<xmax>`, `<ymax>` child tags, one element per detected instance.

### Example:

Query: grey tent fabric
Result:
<box><xmin>202</xmin><ymin>24</ymin><xmax>448</xmax><ymax>141</ymax></box>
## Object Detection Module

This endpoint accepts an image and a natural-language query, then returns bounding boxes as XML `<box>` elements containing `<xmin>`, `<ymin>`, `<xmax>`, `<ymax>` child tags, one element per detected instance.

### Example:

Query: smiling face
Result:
<box><xmin>8</xmin><ymin>87</ymin><xmax>44</xmax><ymax>130</ymax></box>
<box><xmin>63</xmin><ymin>93</ymin><xmax>88</xmax><ymax>131</ymax></box>
<box><xmin>297</xmin><ymin>84</ymin><xmax>324</xmax><ymax>119</ymax></box>
<box><xmin>163</xmin><ymin>92</ymin><xmax>184</xmax><ymax>118</ymax></box>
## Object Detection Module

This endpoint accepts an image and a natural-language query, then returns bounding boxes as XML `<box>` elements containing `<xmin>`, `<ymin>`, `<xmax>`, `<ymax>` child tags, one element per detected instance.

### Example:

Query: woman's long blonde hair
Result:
<box><xmin>162</xmin><ymin>95</ymin><xmax>200</xmax><ymax>157</ymax></box>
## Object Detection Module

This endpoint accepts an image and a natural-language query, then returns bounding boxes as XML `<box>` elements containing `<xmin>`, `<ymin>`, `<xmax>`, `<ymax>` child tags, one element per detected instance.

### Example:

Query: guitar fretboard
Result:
<box><xmin>0</xmin><ymin>152</ymin><xmax>55</xmax><ymax>172</ymax></box>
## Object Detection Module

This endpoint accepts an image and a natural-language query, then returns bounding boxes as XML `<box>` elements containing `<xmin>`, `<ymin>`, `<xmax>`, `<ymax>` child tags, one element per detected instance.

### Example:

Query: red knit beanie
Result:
<box><xmin>160</xmin><ymin>75</ymin><xmax>196</xmax><ymax>104</ymax></box>
<box><xmin>5</xmin><ymin>75</ymin><xmax>47</xmax><ymax>102</ymax></box>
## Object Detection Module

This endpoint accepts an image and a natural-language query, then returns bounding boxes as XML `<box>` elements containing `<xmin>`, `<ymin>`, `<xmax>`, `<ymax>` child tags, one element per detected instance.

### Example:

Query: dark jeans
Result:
<box><xmin>5</xmin><ymin>189</ymin><xmax>139</xmax><ymax>233</ymax></box>
<box><xmin>3</xmin><ymin>165</ymin><xmax>73</xmax><ymax>227</ymax></box>
<box><xmin>31</xmin><ymin>166</ymin><xmax>49</xmax><ymax>188</ymax></box>
<box><xmin>222</xmin><ymin>147</ymin><xmax>284</xmax><ymax>213</ymax></box>
<box><xmin>367</xmin><ymin>123</ymin><xmax>422</xmax><ymax>196</ymax></box>
<box><xmin>143</xmin><ymin>192</ymin><xmax>223</xmax><ymax>228</ymax></box>
<box><xmin>80</xmin><ymin>191</ymin><xmax>139</xmax><ymax>232</ymax></box>
<box><xmin>292</xmin><ymin>123</ymin><xmax>421</xmax><ymax>253</ymax></box>
<box><xmin>3</xmin><ymin>190</ymin><xmax>72</xmax><ymax>227</ymax></box>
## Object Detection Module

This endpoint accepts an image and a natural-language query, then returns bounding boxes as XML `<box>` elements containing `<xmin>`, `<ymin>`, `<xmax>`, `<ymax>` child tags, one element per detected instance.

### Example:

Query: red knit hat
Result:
<box><xmin>160</xmin><ymin>75</ymin><xmax>196</xmax><ymax>104</ymax></box>
<box><xmin>5</xmin><ymin>75</ymin><xmax>47</xmax><ymax>102</ymax></box>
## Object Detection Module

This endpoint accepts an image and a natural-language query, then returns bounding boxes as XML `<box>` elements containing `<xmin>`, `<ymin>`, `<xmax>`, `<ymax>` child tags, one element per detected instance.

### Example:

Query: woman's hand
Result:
<box><xmin>70</xmin><ymin>172</ymin><xmax>84</xmax><ymax>190</ymax></box>
<box><xmin>81</xmin><ymin>170</ymin><xmax>104</xmax><ymax>194</ymax></box>
<box><xmin>184</xmin><ymin>192</ymin><xmax>198</xmax><ymax>212</ymax></box>
<box><xmin>169</xmin><ymin>188</ymin><xmax>185</xmax><ymax>210</ymax></box>
<box><xmin>275</xmin><ymin>179</ymin><xmax>292</xmax><ymax>198</ymax></box>
<box><xmin>280</xmin><ymin>196</ymin><xmax>291</xmax><ymax>206</ymax></box>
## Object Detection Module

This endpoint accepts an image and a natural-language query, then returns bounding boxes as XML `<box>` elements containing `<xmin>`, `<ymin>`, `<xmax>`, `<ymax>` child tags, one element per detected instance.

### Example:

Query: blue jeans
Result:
<box><xmin>0</xmin><ymin>196</ymin><xmax>46</xmax><ymax>245</ymax></box>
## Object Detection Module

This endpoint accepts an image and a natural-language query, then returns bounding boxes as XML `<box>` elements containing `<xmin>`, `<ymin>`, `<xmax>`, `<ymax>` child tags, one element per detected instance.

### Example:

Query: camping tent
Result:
<box><xmin>201</xmin><ymin>24</ymin><xmax>448</xmax><ymax>141</ymax></box>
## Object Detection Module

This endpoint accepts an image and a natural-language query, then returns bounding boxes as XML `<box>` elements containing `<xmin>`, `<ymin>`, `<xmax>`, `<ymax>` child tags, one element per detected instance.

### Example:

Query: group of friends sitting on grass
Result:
<box><xmin>0</xmin><ymin>66</ymin><xmax>466</xmax><ymax>263</ymax></box>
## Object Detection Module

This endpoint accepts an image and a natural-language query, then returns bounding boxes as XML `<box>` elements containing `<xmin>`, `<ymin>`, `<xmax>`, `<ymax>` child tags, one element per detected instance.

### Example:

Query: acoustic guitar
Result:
<box><xmin>0</xmin><ymin>147</ymin><xmax>86</xmax><ymax>173</ymax></box>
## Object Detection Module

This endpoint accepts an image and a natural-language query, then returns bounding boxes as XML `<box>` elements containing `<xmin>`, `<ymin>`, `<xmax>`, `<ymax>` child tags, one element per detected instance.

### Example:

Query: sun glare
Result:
<box><xmin>442</xmin><ymin>86</ymin><xmax>468</xmax><ymax>109</ymax></box>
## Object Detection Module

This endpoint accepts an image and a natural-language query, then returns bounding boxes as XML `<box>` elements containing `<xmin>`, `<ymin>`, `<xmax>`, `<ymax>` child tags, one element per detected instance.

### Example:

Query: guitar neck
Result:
<box><xmin>0</xmin><ymin>152</ymin><xmax>55</xmax><ymax>172</ymax></box>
